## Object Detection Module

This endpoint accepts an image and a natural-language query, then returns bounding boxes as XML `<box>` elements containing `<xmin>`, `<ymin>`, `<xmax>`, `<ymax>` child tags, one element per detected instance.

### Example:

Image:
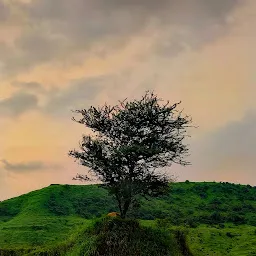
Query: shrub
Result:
<box><xmin>87</xmin><ymin>217</ymin><xmax>178</xmax><ymax>256</ymax></box>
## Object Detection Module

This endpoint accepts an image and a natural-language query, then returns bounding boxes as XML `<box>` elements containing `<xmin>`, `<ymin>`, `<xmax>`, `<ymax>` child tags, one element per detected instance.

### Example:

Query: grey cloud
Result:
<box><xmin>171</xmin><ymin>111</ymin><xmax>256</xmax><ymax>184</ymax></box>
<box><xmin>0</xmin><ymin>92</ymin><xmax>38</xmax><ymax>117</ymax></box>
<box><xmin>43</xmin><ymin>76</ymin><xmax>106</xmax><ymax>117</ymax></box>
<box><xmin>0</xmin><ymin>1</ymin><xmax>10</xmax><ymax>22</ymax></box>
<box><xmin>1</xmin><ymin>159</ymin><xmax>60</xmax><ymax>172</ymax></box>
<box><xmin>194</xmin><ymin>111</ymin><xmax>256</xmax><ymax>173</ymax></box>
<box><xmin>4</xmin><ymin>30</ymin><xmax>67</xmax><ymax>74</ymax></box>
<box><xmin>25</xmin><ymin>0</ymin><xmax>241</xmax><ymax>44</ymax></box>
<box><xmin>28</xmin><ymin>0</ymin><xmax>239</xmax><ymax>23</ymax></box>
<box><xmin>151</xmin><ymin>0</ymin><xmax>241</xmax><ymax>57</ymax></box>
<box><xmin>2</xmin><ymin>0</ymin><xmax>241</xmax><ymax>74</ymax></box>
<box><xmin>1</xmin><ymin>159</ymin><xmax>44</xmax><ymax>172</ymax></box>
<box><xmin>12</xmin><ymin>81</ymin><xmax>45</xmax><ymax>93</ymax></box>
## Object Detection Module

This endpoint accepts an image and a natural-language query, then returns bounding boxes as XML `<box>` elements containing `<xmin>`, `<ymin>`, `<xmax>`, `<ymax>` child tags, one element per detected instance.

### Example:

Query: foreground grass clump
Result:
<box><xmin>22</xmin><ymin>217</ymin><xmax>188</xmax><ymax>256</ymax></box>
<box><xmin>85</xmin><ymin>217</ymin><xmax>182</xmax><ymax>256</ymax></box>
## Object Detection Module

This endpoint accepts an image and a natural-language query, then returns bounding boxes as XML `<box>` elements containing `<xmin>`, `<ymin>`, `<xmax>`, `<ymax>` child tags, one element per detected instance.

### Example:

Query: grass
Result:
<box><xmin>0</xmin><ymin>181</ymin><xmax>255</xmax><ymax>255</ymax></box>
<box><xmin>5</xmin><ymin>218</ymin><xmax>185</xmax><ymax>256</ymax></box>
<box><xmin>84</xmin><ymin>217</ymin><xmax>183</xmax><ymax>256</ymax></box>
<box><xmin>0</xmin><ymin>215</ymin><xmax>89</xmax><ymax>248</ymax></box>
<box><xmin>187</xmin><ymin>224</ymin><xmax>256</xmax><ymax>256</ymax></box>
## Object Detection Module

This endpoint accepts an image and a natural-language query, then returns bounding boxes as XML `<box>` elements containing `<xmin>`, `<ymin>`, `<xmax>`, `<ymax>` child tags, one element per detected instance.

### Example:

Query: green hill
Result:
<box><xmin>0</xmin><ymin>182</ymin><xmax>256</xmax><ymax>255</ymax></box>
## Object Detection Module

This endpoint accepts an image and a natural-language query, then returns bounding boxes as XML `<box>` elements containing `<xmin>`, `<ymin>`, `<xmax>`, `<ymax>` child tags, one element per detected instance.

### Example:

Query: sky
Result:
<box><xmin>0</xmin><ymin>0</ymin><xmax>255</xmax><ymax>200</ymax></box>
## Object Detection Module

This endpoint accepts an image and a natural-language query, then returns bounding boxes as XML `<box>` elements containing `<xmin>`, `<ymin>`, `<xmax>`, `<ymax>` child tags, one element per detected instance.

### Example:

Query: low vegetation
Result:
<box><xmin>0</xmin><ymin>182</ymin><xmax>255</xmax><ymax>255</ymax></box>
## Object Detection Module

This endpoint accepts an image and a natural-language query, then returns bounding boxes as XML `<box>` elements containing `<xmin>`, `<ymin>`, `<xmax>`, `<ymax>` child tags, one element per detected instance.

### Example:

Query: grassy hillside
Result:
<box><xmin>0</xmin><ymin>182</ymin><xmax>255</xmax><ymax>255</ymax></box>
<box><xmin>186</xmin><ymin>225</ymin><xmax>256</xmax><ymax>256</ymax></box>
<box><xmin>1</xmin><ymin>181</ymin><xmax>255</xmax><ymax>226</ymax></box>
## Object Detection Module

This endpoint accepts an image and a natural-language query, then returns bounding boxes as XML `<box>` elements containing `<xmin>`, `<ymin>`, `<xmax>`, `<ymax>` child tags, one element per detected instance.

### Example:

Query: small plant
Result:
<box><xmin>226</xmin><ymin>232</ymin><xmax>235</xmax><ymax>238</ymax></box>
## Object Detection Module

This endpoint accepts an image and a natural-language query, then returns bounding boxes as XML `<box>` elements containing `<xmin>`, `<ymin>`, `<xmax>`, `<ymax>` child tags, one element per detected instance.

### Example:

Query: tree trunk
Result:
<box><xmin>115</xmin><ymin>180</ymin><xmax>132</xmax><ymax>219</ymax></box>
<box><xmin>115</xmin><ymin>193</ymin><xmax>123</xmax><ymax>217</ymax></box>
<box><xmin>120</xmin><ymin>198</ymin><xmax>131</xmax><ymax>219</ymax></box>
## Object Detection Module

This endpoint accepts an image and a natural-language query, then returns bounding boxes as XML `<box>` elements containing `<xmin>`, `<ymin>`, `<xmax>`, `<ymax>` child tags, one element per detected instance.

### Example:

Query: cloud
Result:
<box><xmin>24</xmin><ymin>0</ymin><xmax>242</xmax><ymax>47</ymax></box>
<box><xmin>12</xmin><ymin>81</ymin><xmax>45</xmax><ymax>93</ymax></box>
<box><xmin>1</xmin><ymin>0</ymin><xmax>241</xmax><ymax>75</ymax></box>
<box><xmin>0</xmin><ymin>1</ymin><xmax>10</xmax><ymax>22</ymax></box>
<box><xmin>1</xmin><ymin>159</ymin><xmax>61</xmax><ymax>173</ymax></box>
<box><xmin>0</xmin><ymin>0</ymin><xmax>254</xmax><ymax>202</ymax></box>
<box><xmin>43</xmin><ymin>75</ymin><xmax>109</xmax><ymax>117</ymax></box>
<box><xmin>199</xmin><ymin>110</ymin><xmax>256</xmax><ymax>170</ymax></box>
<box><xmin>1</xmin><ymin>159</ymin><xmax>44</xmax><ymax>172</ymax></box>
<box><xmin>179</xmin><ymin>110</ymin><xmax>256</xmax><ymax>184</ymax></box>
<box><xmin>0</xmin><ymin>92</ymin><xmax>38</xmax><ymax>117</ymax></box>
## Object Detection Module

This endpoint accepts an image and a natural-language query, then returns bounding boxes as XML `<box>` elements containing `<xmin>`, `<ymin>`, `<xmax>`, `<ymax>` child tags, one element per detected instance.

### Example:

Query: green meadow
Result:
<box><xmin>0</xmin><ymin>182</ymin><xmax>255</xmax><ymax>255</ymax></box>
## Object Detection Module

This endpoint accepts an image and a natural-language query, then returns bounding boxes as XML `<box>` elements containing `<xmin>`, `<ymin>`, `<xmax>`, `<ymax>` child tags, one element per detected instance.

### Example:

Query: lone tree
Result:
<box><xmin>69</xmin><ymin>91</ymin><xmax>193</xmax><ymax>218</ymax></box>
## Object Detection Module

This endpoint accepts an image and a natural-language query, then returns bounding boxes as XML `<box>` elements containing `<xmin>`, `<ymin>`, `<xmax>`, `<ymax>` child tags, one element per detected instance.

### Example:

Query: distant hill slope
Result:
<box><xmin>1</xmin><ymin>181</ymin><xmax>255</xmax><ymax>224</ymax></box>
<box><xmin>0</xmin><ymin>181</ymin><xmax>255</xmax><ymax>251</ymax></box>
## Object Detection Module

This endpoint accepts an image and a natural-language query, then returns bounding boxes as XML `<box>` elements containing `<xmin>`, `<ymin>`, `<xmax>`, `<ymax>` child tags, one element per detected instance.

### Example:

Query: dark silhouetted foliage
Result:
<box><xmin>69</xmin><ymin>91</ymin><xmax>193</xmax><ymax>218</ymax></box>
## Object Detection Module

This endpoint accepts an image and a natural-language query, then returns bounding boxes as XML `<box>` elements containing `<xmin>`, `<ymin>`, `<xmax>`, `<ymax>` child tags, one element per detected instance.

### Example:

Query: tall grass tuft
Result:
<box><xmin>86</xmin><ymin>217</ymin><xmax>181</xmax><ymax>256</ymax></box>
